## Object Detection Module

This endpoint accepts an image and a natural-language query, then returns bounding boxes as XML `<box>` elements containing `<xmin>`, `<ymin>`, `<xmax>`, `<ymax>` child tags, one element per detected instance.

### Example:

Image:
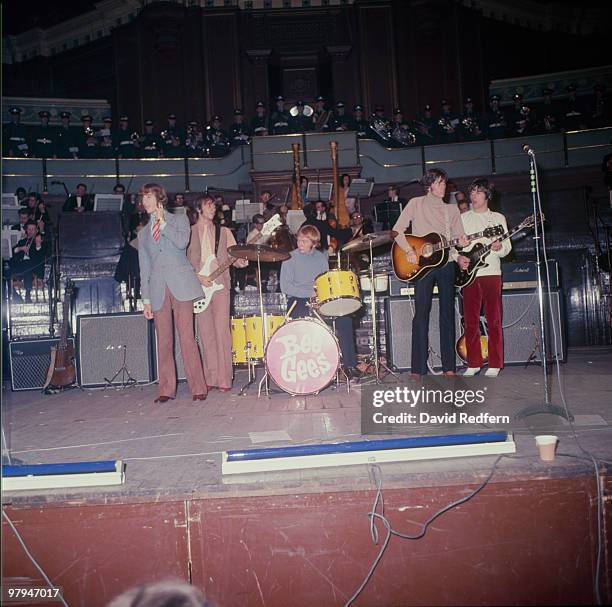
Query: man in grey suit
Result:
<box><xmin>138</xmin><ymin>183</ymin><xmax>207</xmax><ymax>402</ymax></box>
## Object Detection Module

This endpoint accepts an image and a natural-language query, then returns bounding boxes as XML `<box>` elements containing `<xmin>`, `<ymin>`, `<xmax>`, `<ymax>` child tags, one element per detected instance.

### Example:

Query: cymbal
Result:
<box><xmin>341</xmin><ymin>230</ymin><xmax>398</xmax><ymax>253</ymax></box>
<box><xmin>228</xmin><ymin>244</ymin><xmax>291</xmax><ymax>263</ymax></box>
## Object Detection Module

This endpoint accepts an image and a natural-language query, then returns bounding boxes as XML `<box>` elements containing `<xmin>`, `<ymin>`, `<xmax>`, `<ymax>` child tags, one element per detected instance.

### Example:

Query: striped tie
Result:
<box><xmin>152</xmin><ymin>219</ymin><xmax>160</xmax><ymax>242</ymax></box>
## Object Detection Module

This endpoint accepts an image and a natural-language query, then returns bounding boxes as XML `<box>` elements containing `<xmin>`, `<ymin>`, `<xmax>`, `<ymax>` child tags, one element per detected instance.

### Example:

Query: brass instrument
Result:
<box><xmin>371</xmin><ymin>116</ymin><xmax>392</xmax><ymax>142</ymax></box>
<box><xmin>438</xmin><ymin>117</ymin><xmax>459</xmax><ymax>133</ymax></box>
<box><xmin>290</xmin><ymin>142</ymin><xmax>304</xmax><ymax>210</ymax></box>
<box><xmin>391</xmin><ymin>123</ymin><xmax>416</xmax><ymax>146</ymax></box>
<box><xmin>313</xmin><ymin>109</ymin><xmax>333</xmax><ymax>132</ymax></box>
<box><xmin>290</xmin><ymin>104</ymin><xmax>314</xmax><ymax>117</ymax></box>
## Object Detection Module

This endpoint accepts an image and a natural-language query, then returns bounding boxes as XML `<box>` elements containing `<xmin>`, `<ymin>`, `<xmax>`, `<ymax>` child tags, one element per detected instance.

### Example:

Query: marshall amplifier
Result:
<box><xmin>502</xmin><ymin>260</ymin><xmax>559</xmax><ymax>290</ymax></box>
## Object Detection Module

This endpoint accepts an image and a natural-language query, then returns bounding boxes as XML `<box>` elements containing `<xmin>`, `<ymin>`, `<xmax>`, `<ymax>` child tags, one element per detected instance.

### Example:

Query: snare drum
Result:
<box><xmin>265</xmin><ymin>317</ymin><xmax>340</xmax><ymax>395</ymax></box>
<box><xmin>314</xmin><ymin>269</ymin><xmax>361</xmax><ymax>317</ymax></box>
<box><xmin>231</xmin><ymin>314</ymin><xmax>285</xmax><ymax>363</ymax></box>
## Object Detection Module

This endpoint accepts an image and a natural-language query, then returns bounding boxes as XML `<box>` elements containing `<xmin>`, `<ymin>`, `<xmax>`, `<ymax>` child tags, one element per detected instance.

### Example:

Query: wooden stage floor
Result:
<box><xmin>3</xmin><ymin>346</ymin><xmax>611</xmax><ymax>504</ymax></box>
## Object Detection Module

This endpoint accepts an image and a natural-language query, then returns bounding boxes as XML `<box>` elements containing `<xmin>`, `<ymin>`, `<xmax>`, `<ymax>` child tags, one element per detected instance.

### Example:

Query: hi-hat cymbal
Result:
<box><xmin>341</xmin><ymin>230</ymin><xmax>398</xmax><ymax>253</ymax></box>
<box><xmin>229</xmin><ymin>244</ymin><xmax>290</xmax><ymax>262</ymax></box>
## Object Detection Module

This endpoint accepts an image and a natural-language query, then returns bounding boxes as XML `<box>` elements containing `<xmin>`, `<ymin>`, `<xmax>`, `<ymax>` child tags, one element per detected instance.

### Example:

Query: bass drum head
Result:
<box><xmin>265</xmin><ymin>318</ymin><xmax>340</xmax><ymax>395</ymax></box>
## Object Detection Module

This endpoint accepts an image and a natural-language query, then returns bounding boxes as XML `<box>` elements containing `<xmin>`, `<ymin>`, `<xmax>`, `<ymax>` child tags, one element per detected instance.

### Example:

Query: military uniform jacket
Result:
<box><xmin>31</xmin><ymin>125</ymin><xmax>57</xmax><ymax>158</ymax></box>
<box><xmin>56</xmin><ymin>125</ymin><xmax>80</xmax><ymax>157</ymax></box>
<box><xmin>229</xmin><ymin>122</ymin><xmax>251</xmax><ymax>145</ymax></box>
<box><xmin>270</xmin><ymin>110</ymin><xmax>291</xmax><ymax>134</ymax></box>
<box><xmin>3</xmin><ymin>122</ymin><xmax>30</xmax><ymax>156</ymax></box>
<box><xmin>113</xmin><ymin>128</ymin><xmax>138</xmax><ymax>157</ymax></box>
<box><xmin>289</xmin><ymin>114</ymin><xmax>314</xmax><ymax>133</ymax></box>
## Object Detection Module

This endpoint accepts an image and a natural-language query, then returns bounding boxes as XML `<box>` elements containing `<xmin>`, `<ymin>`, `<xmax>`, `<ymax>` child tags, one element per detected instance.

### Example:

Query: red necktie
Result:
<box><xmin>152</xmin><ymin>219</ymin><xmax>160</xmax><ymax>242</ymax></box>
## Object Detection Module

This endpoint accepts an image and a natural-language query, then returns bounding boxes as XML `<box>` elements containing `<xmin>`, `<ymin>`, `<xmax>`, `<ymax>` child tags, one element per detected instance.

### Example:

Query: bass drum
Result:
<box><xmin>265</xmin><ymin>318</ymin><xmax>340</xmax><ymax>395</ymax></box>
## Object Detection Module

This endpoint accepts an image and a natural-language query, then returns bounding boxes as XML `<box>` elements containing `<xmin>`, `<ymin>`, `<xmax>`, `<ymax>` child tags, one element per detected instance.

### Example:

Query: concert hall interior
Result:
<box><xmin>2</xmin><ymin>1</ymin><xmax>612</xmax><ymax>606</ymax></box>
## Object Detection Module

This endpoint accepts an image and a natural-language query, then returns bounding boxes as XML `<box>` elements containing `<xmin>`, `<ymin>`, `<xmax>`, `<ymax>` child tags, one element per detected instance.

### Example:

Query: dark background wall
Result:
<box><xmin>4</xmin><ymin>0</ymin><xmax>611</xmax><ymax>128</ymax></box>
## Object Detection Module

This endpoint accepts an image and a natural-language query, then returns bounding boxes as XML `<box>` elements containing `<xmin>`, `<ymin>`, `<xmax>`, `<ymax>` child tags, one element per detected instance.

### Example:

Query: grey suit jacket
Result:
<box><xmin>138</xmin><ymin>210</ymin><xmax>203</xmax><ymax>311</ymax></box>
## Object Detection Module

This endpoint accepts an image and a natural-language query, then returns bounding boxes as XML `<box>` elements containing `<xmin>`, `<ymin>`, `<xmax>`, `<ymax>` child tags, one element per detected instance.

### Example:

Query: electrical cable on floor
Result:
<box><xmin>2</xmin><ymin>509</ymin><xmax>70</xmax><ymax>607</ymax></box>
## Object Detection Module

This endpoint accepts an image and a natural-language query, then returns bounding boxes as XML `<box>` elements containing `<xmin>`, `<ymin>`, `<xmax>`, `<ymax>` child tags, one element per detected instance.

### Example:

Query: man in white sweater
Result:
<box><xmin>460</xmin><ymin>178</ymin><xmax>511</xmax><ymax>377</ymax></box>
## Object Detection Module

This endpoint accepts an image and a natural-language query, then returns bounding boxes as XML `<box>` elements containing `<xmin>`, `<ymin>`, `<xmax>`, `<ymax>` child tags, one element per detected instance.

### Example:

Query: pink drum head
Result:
<box><xmin>265</xmin><ymin>318</ymin><xmax>340</xmax><ymax>395</ymax></box>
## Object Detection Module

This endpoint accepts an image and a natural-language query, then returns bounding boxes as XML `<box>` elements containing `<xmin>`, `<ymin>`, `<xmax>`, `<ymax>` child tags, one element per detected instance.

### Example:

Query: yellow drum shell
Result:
<box><xmin>232</xmin><ymin>314</ymin><xmax>285</xmax><ymax>362</ymax></box>
<box><xmin>314</xmin><ymin>269</ymin><xmax>362</xmax><ymax>317</ymax></box>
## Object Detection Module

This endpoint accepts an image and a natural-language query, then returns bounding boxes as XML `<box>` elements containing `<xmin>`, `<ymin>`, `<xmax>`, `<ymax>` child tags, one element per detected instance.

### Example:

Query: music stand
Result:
<box><xmin>306</xmin><ymin>182</ymin><xmax>333</xmax><ymax>203</ymax></box>
<box><xmin>347</xmin><ymin>179</ymin><xmax>374</xmax><ymax>215</ymax></box>
<box><xmin>94</xmin><ymin>194</ymin><xmax>124</xmax><ymax>212</ymax></box>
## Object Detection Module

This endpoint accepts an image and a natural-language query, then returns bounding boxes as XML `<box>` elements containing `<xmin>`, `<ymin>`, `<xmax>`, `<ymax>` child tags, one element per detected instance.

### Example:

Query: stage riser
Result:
<box><xmin>2</xmin><ymin>476</ymin><xmax>608</xmax><ymax>607</ymax></box>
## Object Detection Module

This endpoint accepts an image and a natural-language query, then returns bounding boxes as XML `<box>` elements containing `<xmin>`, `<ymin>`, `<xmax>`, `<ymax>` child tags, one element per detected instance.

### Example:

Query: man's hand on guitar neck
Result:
<box><xmin>458</xmin><ymin>234</ymin><xmax>470</xmax><ymax>247</ymax></box>
<box><xmin>490</xmin><ymin>239</ymin><xmax>502</xmax><ymax>252</ymax></box>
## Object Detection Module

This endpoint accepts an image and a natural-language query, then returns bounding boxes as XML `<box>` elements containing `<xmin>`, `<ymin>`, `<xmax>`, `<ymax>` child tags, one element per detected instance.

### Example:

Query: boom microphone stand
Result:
<box><xmin>515</xmin><ymin>145</ymin><xmax>572</xmax><ymax>422</ymax></box>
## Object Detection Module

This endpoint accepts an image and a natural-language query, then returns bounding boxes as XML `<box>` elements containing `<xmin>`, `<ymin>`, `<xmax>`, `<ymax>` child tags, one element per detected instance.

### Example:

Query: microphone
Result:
<box><xmin>522</xmin><ymin>144</ymin><xmax>534</xmax><ymax>155</ymax></box>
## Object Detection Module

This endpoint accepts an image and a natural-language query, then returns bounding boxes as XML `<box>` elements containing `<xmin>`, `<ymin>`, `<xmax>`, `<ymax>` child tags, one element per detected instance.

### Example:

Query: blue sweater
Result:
<box><xmin>280</xmin><ymin>249</ymin><xmax>328</xmax><ymax>298</ymax></box>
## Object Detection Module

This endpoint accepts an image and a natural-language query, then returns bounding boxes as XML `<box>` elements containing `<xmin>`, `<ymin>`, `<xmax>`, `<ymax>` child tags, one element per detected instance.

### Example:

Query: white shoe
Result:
<box><xmin>463</xmin><ymin>367</ymin><xmax>481</xmax><ymax>377</ymax></box>
<box><xmin>485</xmin><ymin>368</ymin><xmax>500</xmax><ymax>378</ymax></box>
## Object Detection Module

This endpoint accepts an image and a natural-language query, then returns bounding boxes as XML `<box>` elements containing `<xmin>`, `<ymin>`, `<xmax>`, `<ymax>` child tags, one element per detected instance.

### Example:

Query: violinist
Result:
<box><xmin>11</xmin><ymin>221</ymin><xmax>47</xmax><ymax>303</ymax></box>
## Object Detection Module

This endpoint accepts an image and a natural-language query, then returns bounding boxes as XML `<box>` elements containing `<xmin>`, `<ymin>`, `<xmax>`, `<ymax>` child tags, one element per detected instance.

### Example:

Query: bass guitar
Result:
<box><xmin>43</xmin><ymin>281</ymin><xmax>76</xmax><ymax>390</ymax></box>
<box><xmin>392</xmin><ymin>225</ymin><xmax>504</xmax><ymax>281</ymax></box>
<box><xmin>193</xmin><ymin>214</ymin><xmax>282</xmax><ymax>313</ymax></box>
<box><xmin>455</xmin><ymin>214</ymin><xmax>540</xmax><ymax>289</ymax></box>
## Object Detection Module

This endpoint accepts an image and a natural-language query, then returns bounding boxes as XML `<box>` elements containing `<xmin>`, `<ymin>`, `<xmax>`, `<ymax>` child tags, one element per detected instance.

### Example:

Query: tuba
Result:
<box><xmin>391</xmin><ymin>123</ymin><xmax>416</xmax><ymax>146</ymax></box>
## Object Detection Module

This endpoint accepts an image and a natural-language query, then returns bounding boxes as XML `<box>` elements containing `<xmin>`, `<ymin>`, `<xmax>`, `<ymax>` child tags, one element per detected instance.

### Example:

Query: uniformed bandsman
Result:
<box><xmin>185</xmin><ymin>120</ymin><xmax>204</xmax><ymax>157</ymax></box>
<box><xmin>140</xmin><ymin>120</ymin><xmax>162</xmax><ymax>158</ymax></box>
<box><xmin>3</xmin><ymin>107</ymin><xmax>30</xmax><ymax>157</ymax></box>
<box><xmin>270</xmin><ymin>95</ymin><xmax>291</xmax><ymax>135</ymax></box>
<box><xmin>30</xmin><ymin>111</ymin><xmax>56</xmax><ymax>158</ymax></box>
<box><xmin>56</xmin><ymin>111</ymin><xmax>80</xmax><ymax>158</ymax></box>
<box><xmin>330</xmin><ymin>101</ymin><xmax>350</xmax><ymax>132</ymax></box>
<box><xmin>535</xmin><ymin>88</ymin><xmax>559</xmax><ymax>134</ymax></box>
<box><xmin>205</xmin><ymin>115</ymin><xmax>230</xmax><ymax>157</ymax></box>
<box><xmin>312</xmin><ymin>95</ymin><xmax>332</xmax><ymax>132</ymax></box>
<box><xmin>414</xmin><ymin>104</ymin><xmax>437</xmax><ymax>145</ymax></box>
<box><xmin>113</xmin><ymin>116</ymin><xmax>138</xmax><ymax>158</ymax></box>
<box><xmin>436</xmin><ymin>99</ymin><xmax>460</xmax><ymax>144</ymax></box>
<box><xmin>460</xmin><ymin>97</ymin><xmax>484</xmax><ymax>141</ymax></box>
<box><xmin>229</xmin><ymin>108</ymin><xmax>251</xmax><ymax>146</ymax></box>
<box><xmin>162</xmin><ymin>113</ymin><xmax>185</xmax><ymax>158</ymax></box>
<box><xmin>250</xmin><ymin>101</ymin><xmax>269</xmax><ymax>137</ymax></box>
<box><xmin>78</xmin><ymin>114</ymin><xmax>99</xmax><ymax>158</ymax></box>
<box><xmin>482</xmin><ymin>95</ymin><xmax>507</xmax><ymax>139</ymax></box>
<box><xmin>348</xmin><ymin>104</ymin><xmax>370</xmax><ymax>138</ymax></box>
<box><xmin>390</xmin><ymin>108</ymin><xmax>415</xmax><ymax>147</ymax></box>
<box><xmin>560</xmin><ymin>84</ymin><xmax>587</xmax><ymax>132</ymax></box>
<box><xmin>590</xmin><ymin>84</ymin><xmax>610</xmax><ymax>129</ymax></box>
<box><xmin>98</xmin><ymin>117</ymin><xmax>115</xmax><ymax>158</ymax></box>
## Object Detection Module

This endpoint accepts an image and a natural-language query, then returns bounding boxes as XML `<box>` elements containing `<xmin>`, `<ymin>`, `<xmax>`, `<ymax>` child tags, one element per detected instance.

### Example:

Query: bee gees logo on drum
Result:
<box><xmin>275</xmin><ymin>332</ymin><xmax>332</xmax><ymax>383</ymax></box>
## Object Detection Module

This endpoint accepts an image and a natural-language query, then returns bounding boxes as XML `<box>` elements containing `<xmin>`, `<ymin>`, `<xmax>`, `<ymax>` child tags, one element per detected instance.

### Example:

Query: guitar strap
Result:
<box><xmin>214</xmin><ymin>223</ymin><xmax>221</xmax><ymax>256</ymax></box>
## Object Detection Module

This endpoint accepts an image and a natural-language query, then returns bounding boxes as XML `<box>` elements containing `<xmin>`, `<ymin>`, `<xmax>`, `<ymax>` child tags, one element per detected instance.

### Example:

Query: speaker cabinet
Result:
<box><xmin>9</xmin><ymin>338</ymin><xmax>76</xmax><ymax>391</ymax></box>
<box><xmin>501</xmin><ymin>290</ymin><xmax>565</xmax><ymax>364</ymax></box>
<box><xmin>386</xmin><ymin>296</ymin><xmax>462</xmax><ymax>371</ymax></box>
<box><xmin>77</xmin><ymin>312</ymin><xmax>154</xmax><ymax>387</ymax></box>
<box><xmin>385</xmin><ymin>290</ymin><xmax>565</xmax><ymax>370</ymax></box>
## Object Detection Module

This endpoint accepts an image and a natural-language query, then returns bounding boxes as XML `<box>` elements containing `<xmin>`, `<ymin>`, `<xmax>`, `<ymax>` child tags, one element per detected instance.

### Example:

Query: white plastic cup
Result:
<box><xmin>535</xmin><ymin>435</ymin><xmax>558</xmax><ymax>462</ymax></box>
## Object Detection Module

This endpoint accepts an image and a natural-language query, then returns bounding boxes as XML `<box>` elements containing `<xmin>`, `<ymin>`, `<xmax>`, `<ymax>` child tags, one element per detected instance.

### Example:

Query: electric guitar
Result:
<box><xmin>193</xmin><ymin>214</ymin><xmax>282</xmax><ymax>313</ymax></box>
<box><xmin>454</xmin><ymin>214</ymin><xmax>541</xmax><ymax>289</ymax></box>
<box><xmin>456</xmin><ymin>316</ymin><xmax>489</xmax><ymax>364</ymax></box>
<box><xmin>392</xmin><ymin>225</ymin><xmax>504</xmax><ymax>281</ymax></box>
<box><xmin>43</xmin><ymin>281</ymin><xmax>76</xmax><ymax>390</ymax></box>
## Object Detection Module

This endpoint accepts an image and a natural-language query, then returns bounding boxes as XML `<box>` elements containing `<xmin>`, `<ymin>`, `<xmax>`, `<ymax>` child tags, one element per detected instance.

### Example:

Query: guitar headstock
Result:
<box><xmin>261</xmin><ymin>214</ymin><xmax>282</xmax><ymax>236</ymax></box>
<box><xmin>519</xmin><ymin>213</ymin><xmax>544</xmax><ymax>231</ymax></box>
<box><xmin>484</xmin><ymin>225</ymin><xmax>504</xmax><ymax>238</ymax></box>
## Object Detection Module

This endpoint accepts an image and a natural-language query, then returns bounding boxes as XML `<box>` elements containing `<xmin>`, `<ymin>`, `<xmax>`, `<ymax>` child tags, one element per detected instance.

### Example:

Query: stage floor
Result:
<box><xmin>3</xmin><ymin>347</ymin><xmax>612</xmax><ymax>505</ymax></box>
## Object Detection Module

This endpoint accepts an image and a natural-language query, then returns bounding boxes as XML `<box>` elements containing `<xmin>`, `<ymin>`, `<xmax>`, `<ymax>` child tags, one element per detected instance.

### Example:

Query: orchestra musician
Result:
<box><xmin>187</xmin><ymin>195</ymin><xmax>248</xmax><ymax>392</ymax></box>
<box><xmin>392</xmin><ymin>169</ymin><xmax>470</xmax><ymax>378</ymax></box>
<box><xmin>137</xmin><ymin>183</ymin><xmax>207</xmax><ymax>403</ymax></box>
<box><xmin>280</xmin><ymin>225</ymin><xmax>360</xmax><ymax>379</ymax></box>
<box><xmin>460</xmin><ymin>179</ymin><xmax>511</xmax><ymax>378</ymax></box>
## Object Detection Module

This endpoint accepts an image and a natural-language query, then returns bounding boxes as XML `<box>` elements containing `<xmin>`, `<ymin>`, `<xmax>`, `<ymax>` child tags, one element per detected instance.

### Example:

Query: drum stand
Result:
<box><xmin>360</xmin><ymin>239</ymin><xmax>398</xmax><ymax>384</ymax></box>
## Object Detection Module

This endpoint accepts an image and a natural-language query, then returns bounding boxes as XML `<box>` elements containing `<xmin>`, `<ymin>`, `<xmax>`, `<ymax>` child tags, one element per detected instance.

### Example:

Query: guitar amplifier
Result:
<box><xmin>389</xmin><ymin>275</ymin><xmax>439</xmax><ymax>297</ymax></box>
<box><xmin>502</xmin><ymin>260</ymin><xmax>559</xmax><ymax>290</ymax></box>
<box><xmin>9</xmin><ymin>338</ymin><xmax>76</xmax><ymax>391</ymax></box>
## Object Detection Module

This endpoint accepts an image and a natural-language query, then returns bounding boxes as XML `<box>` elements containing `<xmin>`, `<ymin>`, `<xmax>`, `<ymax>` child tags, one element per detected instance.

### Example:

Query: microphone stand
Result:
<box><xmin>515</xmin><ymin>146</ymin><xmax>572</xmax><ymax>422</ymax></box>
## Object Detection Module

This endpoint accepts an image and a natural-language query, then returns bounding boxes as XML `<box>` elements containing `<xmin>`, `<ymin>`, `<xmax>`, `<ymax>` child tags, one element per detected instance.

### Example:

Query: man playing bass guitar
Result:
<box><xmin>392</xmin><ymin>169</ymin><xmax>470</xmax><ymax>377</ymax></box>
<box><xmin>459</xmin><ymin>179</ymin><xmax>511</xmax><ymax>377</ymax></box>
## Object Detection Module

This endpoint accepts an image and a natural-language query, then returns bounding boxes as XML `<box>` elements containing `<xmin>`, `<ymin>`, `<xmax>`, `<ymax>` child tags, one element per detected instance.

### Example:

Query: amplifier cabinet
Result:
<box><xmin>9</xmin><ymin>337</ymin><xmax>76</xmax><ymax>391</ymax></box>
<box><xmin>385</xmin><ymin>290</ymin><xmax>565</xmax><ymax>370</ymax></box>
<box><xmin>77</xmin><ymin>312</ymin><xmax>155</xmax><ymax>388</ymax></box>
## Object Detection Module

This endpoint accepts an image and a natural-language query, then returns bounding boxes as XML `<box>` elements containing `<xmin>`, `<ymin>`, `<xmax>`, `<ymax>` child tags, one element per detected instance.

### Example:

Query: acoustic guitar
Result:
<box><xmin>43</xmin><ymin>281</ymin><xmax>76</xmax><ymax>390</ymax></box>
<box><xmin>392</xmin><ymin>225</ymin><xmax>503</xmax><ymax>281</ymax></box>
<box><xmin>454</xmin><ymin>214</ymin><xmax>540</xmax><ymax>289</ymax></box>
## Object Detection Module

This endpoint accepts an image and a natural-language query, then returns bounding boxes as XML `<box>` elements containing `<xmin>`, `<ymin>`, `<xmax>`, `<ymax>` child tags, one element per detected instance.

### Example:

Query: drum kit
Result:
<box><xmin>226</xmin><ymin>229</ymin><xmax>397</xmax><ymax>397</ymax></box>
